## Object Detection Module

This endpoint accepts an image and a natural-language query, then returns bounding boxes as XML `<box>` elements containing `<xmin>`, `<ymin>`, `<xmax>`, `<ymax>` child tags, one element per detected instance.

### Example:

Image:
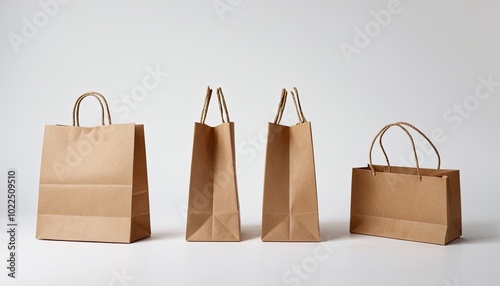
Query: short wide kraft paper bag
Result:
<box><xmin>186</xmin><ymin>87</ymin><xmax>241</xmax><ymax>241</ymax></box>
<box><xmin>262</xmin><ymin>88</ymin><xmax>320</xmax><ymax>242</ymax></box>
<box><xmin>37</xmin><ymin>92</ymin><xmax>151</xmax><ymax>243</ymax></box>
<box><xmin>350</xmin><ymin>122</ymin><xmax>462</xmax><ymax>245</ymax></box>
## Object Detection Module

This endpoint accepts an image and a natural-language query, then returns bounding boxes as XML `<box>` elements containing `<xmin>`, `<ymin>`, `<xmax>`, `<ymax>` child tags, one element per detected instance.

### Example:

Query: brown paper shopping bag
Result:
<box><xmin>186</xmin><ymin>87</ymin><xmax>241</xmax><ymax>241</ymax></box>
<box><xmin>262</xmin><ymin>88</ymin><xmax>320</xmax><ymax>242</ymax></box>
<box><xmin>36</xmin><ymin>92</ymin><xmax>151</xmax><ymax>243</ymax></box>
<box><xmin>350</xmin><ymin>122</ymin><xmax>462</xmax><ymax>245</ymax></box>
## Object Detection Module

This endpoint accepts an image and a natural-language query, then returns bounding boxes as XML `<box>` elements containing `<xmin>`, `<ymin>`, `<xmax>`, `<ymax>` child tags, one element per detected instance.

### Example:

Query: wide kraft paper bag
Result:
<box><xmin>36</xmin><ymin>92</ymin><xmax>151</xmax><ymax>243</ymax></box>
<box><xmin>350</xmin><ymin>122</ymin><xmax>462</xmax><ymax>245</ymax></box>
<box><xmin>262</xmin><ymin>88</ymin><xmax>320</xmax><ymax>242</ymax></box>
<box><xmin>186</xmin><ymin>87</ymin><xmax>241</xmax><ymax>241</ymax></box>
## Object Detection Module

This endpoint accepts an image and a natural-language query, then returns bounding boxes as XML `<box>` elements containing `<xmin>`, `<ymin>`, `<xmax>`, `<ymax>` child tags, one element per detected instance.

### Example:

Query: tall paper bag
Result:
<box><xmin>262</xmin><ymin>88</ymin><xmax>320</xmax><ymax>242</ymax></box>
<box><xmin>186</xmin><ymin>87</ymin><xmax>241</xmax><ymax>241</ymax></box>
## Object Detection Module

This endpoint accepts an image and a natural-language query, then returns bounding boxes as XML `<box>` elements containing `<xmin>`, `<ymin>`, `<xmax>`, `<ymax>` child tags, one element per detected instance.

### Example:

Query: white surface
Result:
<box><xmin>1</xmin><ymin>0</ymin><xmax>500</xmax><ymax>285</ymax></box>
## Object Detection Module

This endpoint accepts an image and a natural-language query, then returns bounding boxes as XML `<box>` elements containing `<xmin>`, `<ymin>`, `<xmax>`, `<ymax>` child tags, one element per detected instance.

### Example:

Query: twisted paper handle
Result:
<box><xmin>273</xmin><ymin>87</ymin><xmax>307</xmax><ymax>124</ymax></box>
<box><xmin>368</xmin><ymin>122</ymin><xmax>441</xmax><ymax>180</ymax></box>
<box><xmin>200</xmin><ymin>86</ymin><xmax>231</xmax><ymax>124</ymax></box>
<box><xmin>72</xmin><ymin>92</ymin><xmax>112</xmax><ymax>126</ymax></box>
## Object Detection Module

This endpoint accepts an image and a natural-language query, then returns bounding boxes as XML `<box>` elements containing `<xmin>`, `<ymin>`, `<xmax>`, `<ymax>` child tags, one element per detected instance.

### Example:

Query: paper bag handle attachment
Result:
<box><xmin>368</xmin><ymin>122</ymin><xmax>441</xmax><ymax>180</ymax></box>
<box><xmin>72</xmin><ymin>92</ymin><xmax>112</xmax><ymax>126</ymax></box>
<box><xmin>274</xmin><ymin>87</ymin><xmax>307</xmax><ymax>124</ymax></box>
<box><xmin>200</xmin><ymin>86</ymin><xmax>230</xmax><ymax>124</ymax></box>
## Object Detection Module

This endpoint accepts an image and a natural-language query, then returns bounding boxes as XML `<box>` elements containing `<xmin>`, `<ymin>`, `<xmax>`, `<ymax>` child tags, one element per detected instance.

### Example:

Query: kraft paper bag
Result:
<box><xmin>350</xmin><ymin>122</ymin><xmax>462</xmax><ymax>245</ymax></box>
<box><xmin>262</xmin><ymin>88</ymin><xmax>320</xmax><ymax>242</ymax></box>
<box><xmin>186</xmin><ymin>87</ymin><xmax>241</xmax><ymax>241</ymax></box>
<box><xmin>36</xmin><ymin>92</ymin><xmax>151</xmax><ymax>243</ymax></box>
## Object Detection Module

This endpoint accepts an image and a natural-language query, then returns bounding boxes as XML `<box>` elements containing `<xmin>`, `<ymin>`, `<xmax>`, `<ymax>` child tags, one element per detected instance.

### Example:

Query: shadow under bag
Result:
<box><xmin>37</xmin><ymin>92</ymin><xmax>151</xmax><ymax>243</ymax></box>
<box><xmin>262</xmin><ymin>88</ymin><xmax>320</xmax><ymax>242</ymax></box>
<box><xmin>186</xmin><ymin>87</ymin><xmax>241</xmax><ymax>241</ymax></box>
<box><xmin>350</xmin><ymin>122</ymin><xmax>462</xmax><ymax>245</ymax></box>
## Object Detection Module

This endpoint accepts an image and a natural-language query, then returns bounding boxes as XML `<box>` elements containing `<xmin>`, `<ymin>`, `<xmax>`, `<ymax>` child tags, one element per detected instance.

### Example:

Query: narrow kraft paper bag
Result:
<box><xmin>262</xmin><ymin>87</ymin><xmax>320</xmax><ymax>242</ymax></box>
<box><xmin>350</xmin><ymin>122</ymin><xmax>462</xmax><ymax>245</ymax></box>
<box><xmin>186</xmin><ymin>87</ymin><xmax>241</xmax><ymax>241</ymax></box>
<box><xmin>37</xmin><ymin>92</ymin><xmax>151</xmax><ymax>243</ymax></box>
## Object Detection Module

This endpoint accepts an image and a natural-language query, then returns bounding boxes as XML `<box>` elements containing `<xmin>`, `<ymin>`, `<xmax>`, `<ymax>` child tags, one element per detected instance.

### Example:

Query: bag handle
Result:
<box><xmin>368</xmin><ymin>122</ymin><xmax>441</xmax><ymax>180</ymax></box>
<box><xmin>199</xmin><ymin>86</ymin><xmax>231</xmax><ymax>124</ymax></box>
<box><xmin>216</xmin><ymin>87</ymin><xmax>230</xmax><ymax>123</ymax></box>
<box><xmin>273</xmin><ymin>88</ymin><xmax>287</xmax><ymax>124</ymax></box>
<box><xmin>377</xmin><ymin>122</ymin><xmax>441</xmax><ymax>169</ymax></box>
<box><xmin>72</xmin><ymin>92</ymin><xmax>112</xmax><ymax>126</ymax></box>
<box><xmin>273</xmin><ymin>87</ymin><xmax>307</xmax><ymax>124</ymax></box>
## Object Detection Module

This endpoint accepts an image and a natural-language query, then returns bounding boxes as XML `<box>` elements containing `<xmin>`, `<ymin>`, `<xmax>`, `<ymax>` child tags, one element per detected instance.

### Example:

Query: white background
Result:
<box><xmin>1</xmin><ymin>0</ymin><xmax>500</xmax><ymax>285</ymax></box>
